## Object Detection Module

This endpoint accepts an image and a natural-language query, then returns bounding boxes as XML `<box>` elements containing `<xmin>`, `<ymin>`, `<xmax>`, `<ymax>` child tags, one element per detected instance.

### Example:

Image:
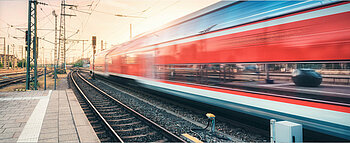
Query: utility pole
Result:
<box><xmin>21</xmin><ymin>45</ymin><xmax>24</xmax><ymax>68</ymax></box>
<box><xmin>42</xmin><ymin>47</ymin><xmax>44</xmax><ymax>66</ymax></box>
<box><xmin>52</xmin><ymin>10</ymin><xmax>58</xmax><ymax>67</ymax></box>
<box><xmin>58</xmin><ymin>0</ymin><xmax>65</xmax><ymax>69</ymax></box>
<box><xmin>58</xmin><ymin>0</ymin><xmax>76</xmax><ymax>71</ymax></box>
<box><xmin>82</xmin><ymin>40</ymin><xmax>84</xmax><ymax>59</ymax></box>
<box><xmin>12</xmin><ymin>45</ymin><xmax>15</xmax><ymax>69</ymax></box>
<box><xmin>26</xmin><ymin>0</ymin><xmax>37</xmax><ymax>90</ymax></box>
<box><xmin>1</xmin><ymin>37</ymin><xmax>6</xmax><ymax>69</ymax></box>
<box><xmin>7</xmin><ymin>45</ymin><xmax>9</xmax><ymax>69</ymax></box>
<box><xmin>0</xmin><ymin>37</ymin><xmax>3</xmax><ymax>67</ymax></box>
<box><xmin>26</xmin><ymin>0</ymin><xmax>47</xmax><ymax>90</ymax></box>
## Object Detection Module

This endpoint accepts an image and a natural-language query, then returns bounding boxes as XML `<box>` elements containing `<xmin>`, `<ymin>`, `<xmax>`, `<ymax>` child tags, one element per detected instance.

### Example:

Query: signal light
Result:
<box><xmin>92</xmin><ymin>36</ymin><xmax>96</xmax><ymax>46</ymax></box>
<box><xmin>25</xmin><ymin>31</ymin><xmax>28</xmax><ymax>43</ymax></box>
<box><xmin>92</xmin><ymin>36</ymin><xmax>96</xmax><ymax>54</ymax></box>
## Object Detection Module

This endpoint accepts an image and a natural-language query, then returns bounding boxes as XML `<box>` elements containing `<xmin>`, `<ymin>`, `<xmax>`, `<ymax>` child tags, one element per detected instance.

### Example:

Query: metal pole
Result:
<box><xmin>22</xmin><ymin>45</ymin><xmax>24</xmax><ymax>68</ymax></box>
<box><xmin>63</xmin><ymin>0</ymin><xmax>66</xmax><ymax>71</ymax></box>
<box><xmin>54</xmin><ymin>65</ymin><xmax>57</xmax><ymax>90</ymax></box>
<box><xmin>4</xmin><ymin>43</ymin><xmax>6</xmax><ymax>69</ymax></box>
<box><xmin>270</xmin><ymin>119</ymin><xmax>276</xmax><ymax>143</ymax></box>
<box><xmin>92</xmin><ymin>47</ymin><xmax>95</xmax><ymax>79</ymax></box>
<box><xmin>12</xmin><ymin>45</ymin><xmax>14</xmax><ymax>69</ymax></box>
<box><xmin>33</xmin><ymin>0</ymin><xmax>38</xmax><ymax>90</ymax></box>
<box><xmin>26</xmin><ymin>1</ymin><xmax>31</xmax><ymax>90</ymax></box>
<box><xmin>52</xmin><ymin>10</ymin><xmax>58</xmax><ymax>67</ymax></box>
<box><xmin>44</xmin><ymin>66</ymin><xmax>46</xmax><ymax>90</ymax></box>
<box><xmin>2</xmin><ymin>38</ymin><xmax>4</xmax><ymax>69</ymax></box>
<box><xmin>7</xmin><ymin>45</ymin><xmax>9</xmax><ymax>69</ymax></box>
<box><xmin>42</xmin><ymin>47</ymin><xmax>44</xmax><ymax>67</ymax></box>
<box><xmin>82</xmin><ymin>40</ymin><xmax>84</xmax><ymax>59</ymax></box>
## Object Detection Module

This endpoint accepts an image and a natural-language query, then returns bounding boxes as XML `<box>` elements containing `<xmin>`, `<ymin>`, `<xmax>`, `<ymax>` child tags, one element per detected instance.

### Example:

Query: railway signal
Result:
<box><xmin>92</xmin><ymin>36</ymin><xmax>96</xmax><ymax>79</ymax></box>
<box><xmin>92</xmin><ymin>36</ymin><xmax>96</xmax><ymax>54</ymax></box>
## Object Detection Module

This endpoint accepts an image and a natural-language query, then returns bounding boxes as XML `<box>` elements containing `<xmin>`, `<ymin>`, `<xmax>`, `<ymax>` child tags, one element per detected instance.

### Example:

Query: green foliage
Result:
<box><xmin>17</xmin><ymin>59</ymin><xmax>26</xmax><ymax>68</ymax></box>
<box><xmin>73</xmin><ymin>59</ymin><xmax>84</xmax><ymax>67</ymax></box>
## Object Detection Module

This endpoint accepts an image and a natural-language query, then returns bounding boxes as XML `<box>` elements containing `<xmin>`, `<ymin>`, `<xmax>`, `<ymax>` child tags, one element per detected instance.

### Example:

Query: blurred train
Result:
<box><xmin>91</xmin><ymin>1</ymin><xmax>350</xmax><ymax>140</ymax></box>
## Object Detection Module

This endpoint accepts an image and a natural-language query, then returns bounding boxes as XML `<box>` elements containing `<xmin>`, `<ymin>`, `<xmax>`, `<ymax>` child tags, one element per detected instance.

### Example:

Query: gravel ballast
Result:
<box><xmin>79</xmin><ymin>72</ymin><xmax>268</xmax><ymax>142</ymax></box>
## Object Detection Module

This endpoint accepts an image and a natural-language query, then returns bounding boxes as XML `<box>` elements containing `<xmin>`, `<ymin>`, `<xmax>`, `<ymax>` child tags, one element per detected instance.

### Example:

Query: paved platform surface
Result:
<box><xmin>0</xmin><ymin>89</ymin><xmax>99</xmax><ymax>142</ymax></box>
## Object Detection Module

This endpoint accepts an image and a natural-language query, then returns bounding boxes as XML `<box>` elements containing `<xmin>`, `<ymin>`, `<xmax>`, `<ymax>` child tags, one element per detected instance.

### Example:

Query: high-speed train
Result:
<box><xmin>91</xmin><ymin>1</ymin><xmax>350</xmax><ymax>140</ymax></box>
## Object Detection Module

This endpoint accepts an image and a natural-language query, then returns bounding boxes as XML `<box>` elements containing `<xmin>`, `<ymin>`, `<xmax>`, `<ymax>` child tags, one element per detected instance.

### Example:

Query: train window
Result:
<box><xmin>125</xmin><ymin>54</ymin><xmax>137</xmax><ymax>64</ymax></box>
<box><xmin>108</xmin><ymin>57</ymin><xmax>112</xmax><ymax>64</ymax></box>
<box><xmin>155</xmin><ymin>62</ymin><xmax>350</xmax><ymax>86</ymax></box>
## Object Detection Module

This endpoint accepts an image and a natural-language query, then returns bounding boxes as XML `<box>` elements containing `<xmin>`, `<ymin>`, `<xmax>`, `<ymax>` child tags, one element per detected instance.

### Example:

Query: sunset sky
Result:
<box><xmin>0</xmin><ymin>0</ymin><xmax>220</xmax><ymax>64</ymax></box>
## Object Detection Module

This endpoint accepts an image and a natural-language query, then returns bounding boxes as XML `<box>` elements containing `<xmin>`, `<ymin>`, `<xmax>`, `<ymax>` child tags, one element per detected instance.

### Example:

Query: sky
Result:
<box><xmin>0</xmin><ymin>0</ymin><xmax>220</xmax><ymax>64</ymax></box>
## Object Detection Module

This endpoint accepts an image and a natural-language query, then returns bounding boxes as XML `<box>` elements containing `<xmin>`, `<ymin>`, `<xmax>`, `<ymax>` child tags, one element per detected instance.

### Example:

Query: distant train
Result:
<box><xmin>91</xmin><ymin>1</ymin><xmax>350</xmax><ymax>140</ymax></box>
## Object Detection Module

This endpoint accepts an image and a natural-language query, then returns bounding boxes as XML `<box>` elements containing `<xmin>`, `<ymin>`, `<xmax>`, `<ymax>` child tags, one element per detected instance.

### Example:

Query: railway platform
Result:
<box><xmin>0</xmin><ymin>75</ymin><xmax>99</xmax><ymax>142</ymax></box>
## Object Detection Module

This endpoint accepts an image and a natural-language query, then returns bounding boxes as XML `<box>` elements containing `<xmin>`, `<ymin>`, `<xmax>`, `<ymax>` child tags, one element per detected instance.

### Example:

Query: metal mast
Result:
<box><xmin>26</xmin><ymin>0</ymin><xmax>46</xmax><ymax>90</ymax></box>
<box><xmin>58</xmin><ymin>0</ymin><xmax>66</xmax><ymax>70</ymax></box>
<box><xmin>26</xmin><ymin>0</ymin><xmax>38</xmax><ymax>90</ymax></box>
<box><xmin>52</xmin><ymin>11</ymin><xmax>58</xmax><ymax>67</ymax></box>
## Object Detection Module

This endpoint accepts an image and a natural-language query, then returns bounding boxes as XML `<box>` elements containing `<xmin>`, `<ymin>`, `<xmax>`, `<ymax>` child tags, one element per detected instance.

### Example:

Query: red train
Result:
<box><xmin>91</xmin><ymin>1</ymin><xmax>350</xmax><ymax>140</ymax></box>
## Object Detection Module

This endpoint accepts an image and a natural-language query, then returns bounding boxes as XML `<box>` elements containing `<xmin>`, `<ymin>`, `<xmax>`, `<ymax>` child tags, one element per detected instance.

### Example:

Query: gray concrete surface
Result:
<box><xmin>0</xmin><ymin>88</ymin><xmax>98</xmax><ymax>142</ymax></box>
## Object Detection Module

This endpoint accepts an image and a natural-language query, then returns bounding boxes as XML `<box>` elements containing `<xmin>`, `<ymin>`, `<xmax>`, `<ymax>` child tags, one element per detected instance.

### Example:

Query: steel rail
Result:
<box><xmin>0</xmin><ymin>71</ymin><xmax>48</xmax><ymax>88</ymax></box>
<box><xmin>0</xmin><ymin>72</ymin><xmax>26</xmax><ymax>78</ymax></box>
<box><xmin>69</xmin><ymin>71</ymin><xmax>124</xmax><ymax>142</ymax></box>
<box><xmin>75</xmin><ymin>70</ymin><xmax>186</xmax><ymax>142</ymax></box>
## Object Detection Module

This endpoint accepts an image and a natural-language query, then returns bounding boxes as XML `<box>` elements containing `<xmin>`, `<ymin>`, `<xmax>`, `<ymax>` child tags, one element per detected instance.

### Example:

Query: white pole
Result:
<box><xmin>270</xmin><ymin>119</ymin><xmax>276</xmax><ymax>143</ymax></box>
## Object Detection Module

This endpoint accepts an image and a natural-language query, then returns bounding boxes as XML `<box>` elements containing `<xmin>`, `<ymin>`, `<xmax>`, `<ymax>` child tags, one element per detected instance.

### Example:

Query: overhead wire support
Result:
<box><xmin>58</xmin><ymin>0</ymin><xmax>77</xmax><ymax>71</ymax></box>
<box><xmin>26</xmin><ymin>0</ymin><xmax>47</xmax><ymax>90</ymax></box>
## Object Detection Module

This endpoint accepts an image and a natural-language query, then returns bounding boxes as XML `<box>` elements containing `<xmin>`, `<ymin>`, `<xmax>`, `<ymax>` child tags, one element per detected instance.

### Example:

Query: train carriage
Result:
<box><xmin>92</xmin><ymin>0</ymin><xmax>350</xmax><ymax>140</ymax></box>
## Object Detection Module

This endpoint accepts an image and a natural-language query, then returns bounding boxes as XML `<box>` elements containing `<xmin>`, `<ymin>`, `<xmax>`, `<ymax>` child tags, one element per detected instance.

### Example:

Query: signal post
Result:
<box><xmin>92</xmin><ymin>36</ymin><xmax>96</xmax><ymax>79</ymax></box>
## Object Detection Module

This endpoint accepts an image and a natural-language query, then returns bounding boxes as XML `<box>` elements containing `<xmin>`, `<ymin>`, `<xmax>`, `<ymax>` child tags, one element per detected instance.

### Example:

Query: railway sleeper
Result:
<box><xmin>115</xmin><ymin>126</ymin><xmax>149</xmax><ymax>132</ymax></box>
<box><xmin>122</xmin><ymin>132</ymin><xmax>157</xmax><ymax>139</ymax></box>
<box><xmin>111</xmin><ymin>121</ymin><xmax>143</xmax><ymax>130</ymax></box>
<box><xmin>97</xmin><ymin>105</ymin><xmax>120</xmax><ymax>109</ymax></box>
<box><xmin>99</xmin><ymin>111</ymin><xmax>120</xmax><ymax>115</ymax></box>
<box><xmin>117</xmin><ymin>127</ymin><xmax>154</xmax><ymax>137</ymax></box>
<box><xmin>104</xmin><ymin>114</ymin><xmax>129</xmax><ymax>119</ymax></box>
<box><xmin>110</xmin><ymin>119</ymin><xmax>141</xmax><ymax>127</ymax></box>
<box><xmin>108</xmin><ymin>117</ymin><xmax>135</xmax><ymax>122</ymax></box>
<box><xmin>98</xmin><ymin>108</ymin><xmax>122</xmax><ymax>112</ymax></box>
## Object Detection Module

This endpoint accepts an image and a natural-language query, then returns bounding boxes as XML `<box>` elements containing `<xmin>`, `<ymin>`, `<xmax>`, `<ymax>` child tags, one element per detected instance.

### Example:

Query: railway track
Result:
<box><xmin>87</xmin><ymin>72</ymin><xmax>349</xmax><ymax>142</ymax></box>
<box><xmin>69</xmin><ymin>70</ymin><xmax>185</xmax><ymax>142</ymax></box>
<box><xmin>0</xmin><ymin>71</ymin><xmax>47</xmax><ymax>88</ymax></box>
